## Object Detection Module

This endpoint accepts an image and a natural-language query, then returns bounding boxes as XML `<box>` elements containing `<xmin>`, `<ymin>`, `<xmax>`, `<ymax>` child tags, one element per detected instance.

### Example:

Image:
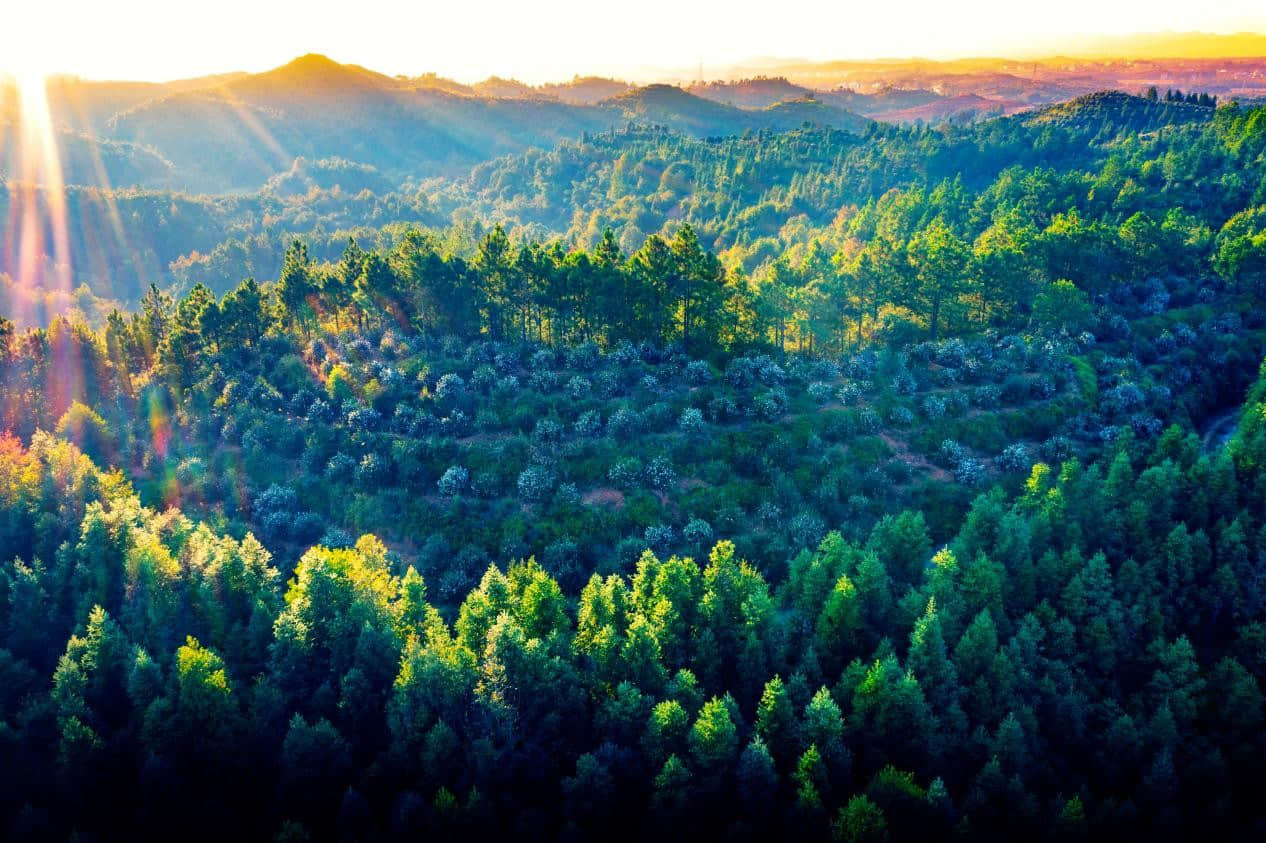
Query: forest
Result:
<box><xmin>3</xmin><ymin>70</ymin><xmax>1266</xmax><ymax>840</ymax></box>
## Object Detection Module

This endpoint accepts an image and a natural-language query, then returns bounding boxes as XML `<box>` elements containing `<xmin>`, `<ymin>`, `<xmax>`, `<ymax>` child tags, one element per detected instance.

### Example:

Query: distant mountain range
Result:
<box><xmin>3</xmin><ymin>55</ymin><xmax>875</xmax><ymax>194</ymax></box>
<box><xmin>4</xmin><ymin>43</ymin><xmax>1266</xmax><ymax>197</ymax></box>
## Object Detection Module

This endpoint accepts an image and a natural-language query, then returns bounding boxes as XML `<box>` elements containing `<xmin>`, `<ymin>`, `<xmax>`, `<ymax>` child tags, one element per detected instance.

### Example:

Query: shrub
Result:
<box><xmin>319</xmin><ymin>528</ymin><xmax>356</xmax><ymax>550</ymax></box>
<box><xmin>1173</xmin><ymin>322</ymin><xmax>1197</xmax><ymax>345</ymax></box>
<box><xmin>554</xmin><ymin>482</ymin><xmax>581</xmax><ymax>507</ymax></box>
<box><xmin>292</xmin><ymin>512</ymin><xmax>325</xmax><ymax>544</ymax></box>
<box><xmin>306</xmin><ymin>398</ymin><xmax>335</xmax><ymax>423</ymax></box>
<box><xmin>610</xmin><ymin>340</ymin><xmax>638</xmax><ymax>366</ymax></box>
<box><xmin>708</xmin><ymin>397</ymin><xmax>739</xmax><ymax>422</ymax></box>
<box><xmin>972</xmin><ymin>385</ymin><xmax>1001</xmax><ymax>408</ymax></box>
<box><xmin>567</xmin><ymin>341</ymin><xmax>600</xmax><ymax>370</ymax></box>
<box><xmin>1103</xmin><ymin>383</ymin><xmax>1146</xmax><ymax>415</ymax></box>
<box><xmin>953</xmin><ymin>457</ymin><xmax>987</xmax><ymax>486</ymax></box>
<box><xmin>529</xmin><ymin>370</ymin><xmax>559</xmax><ymax>392</ymax></box>
<box><xmin>1031</xmin><ymin>376</ymin><xmax>1058</xmax><ymax>399</ymax></box>
<box><xmin>940</xmin><ymin>439</ymin><xmax>967</xmax><ymax>464</ymax></box>
<box><xmin>346</xmin><ymin>404</ymin><xmax>381</xmax><ymax>431</ymax></box>
<box><xmin>594</xmin><ymin>370</ymin><xmax>620</xmax><ymax>399</ymax></box>
<box><xmin>517</xmin><ymin>465</ymin><xmax>555</xmax><ymax>504</ymax></box>
<box><xmin>608</xmin><ymin>457</ymin><xmax>644</xmax><ymax>488</ymax></box>
<box><xmin>437</xmin><ymin>465</ymin><xmax>470</xmax><ymax>497</ymax></box>
<box><xmin>607</xmin><ymin>407</ymin><xmax>643</xmax><ymax>439</ymax></box>
<box><xmin>1141</xmin><ymin>289</ymin><xmax>1170</xmax><ymax>315</ymax></box>
<box><xmin>471</xmin><ymin>471</ymin><xmax>502</xmax><ymax>498</ymax></box>
<box><xmin>837</xmin><ymin>383</ymin><xmax>862</xmax><ymax>405</ymax></box>
<box><xmin>493</xmin><ymin>375</ymin><xmax>520</xmax><ymax>398</ymax></box>
<box><xmin>756</xmin><ymin>501</ymin><xmax>782</xmax><ymax>523</ymax></box>
<box><xmin>434</xmin><ymin>372</ymin><xmax>465</xmax><ymax>400</ymax></box>
<box><xmin>892</xmin><ymin>372</ymin><xmax>918</xmax><ymax>395</ymax></box>
<box><xmin>679</xmin><ymin>407</ymin><xmax>706</xmax><ymax>435</ymax></box>
<box><xmin>441</xmin><ymin>410</ymin><xmax>472</xmax><ymax>437</ymax></box>
<box><xmin>1041</xmin><ymin>435</ymin><xmax>1074</xmax><ymax>462</ymax></box>
<box><xmin>611</xmin><ymin>537</ymin><xmax>648</xmax><ymax>573</ymax></box>
<box><xmin>253</xmin><ymin>483</ymin><xmax>298</xmax><ymax>522</ymax></box>
<box><xmin>683</xmin><ymin>518</ymin><xmax>714</xmax><ymax>546</ymax></box>
<box><xmin>574</xmin><ymin>410</ymin><xmax>603</xmax><ymax>437</ymax></box>
<box><xmin>921</xmin><ymin>395</ymin><xmax>946</xmax><ymax>420</ymax></box>
<box><xmin>807</xmin><ymin>381</ymin><xmax>834</xmax><ymax>403</ymax></box>
<box><xmin>645</xmin><ymin>456</ymin><xmax>677</xmax><ymax>491</ymax></box>
<box><xmin>754</xmin><ymin>388</ymin><xmax>789</xmax><ymax>422</ymax></box>
<box><xmin>567</xmin><ymin>376</ymin><xmax>592</xmax><ymax>399</ymax></box>
<box><xmin>788</xmin><ymin>511</ymin><xmax>826</xmax><ymax>548</ymax></box>
<box><xmin>354</xmin><ymin>452</ymin><xmax>388</xmax><ymax>486</ymax></box>
<box><xmin>471</xmin><ymin>364</ymin><xmax>497</xmax><ymax>393</ymax></box>
<box><xmin>724</xmin><ymin>356</ymin><xmax>760</xmax><ymax>387</ymax></box>
<box><xmin>533</xmin><ymin>418</ymin><xmax>565</xmax><ymax>446</ymax></box>
<box><xmin>643</xmin><ymin>403</ymin><xmax>673</xmax><ymax>432</ymax></box>
<box><xmin>684</xmin><ymin>360</ymin><xmax>713</xmax><ymax>384</ymax></box>
<box><xmin>997</xmin><ymin>443</ymin><xmax>1031</xmax><ymax>473</ymax></box>
<box><xmin>845</xmin><ymin>351</ymin><xmax>878</xmax><ymax>379</ymax></box>
<box><xmin>644</xmin><ymin>523</ymin><xmax>676</xmax><ymax>551</ymax></box>
<box><xmin>1130</xmin><ymin>413</ymin><xmax>1163</xmax><ymax>437</ymax></box>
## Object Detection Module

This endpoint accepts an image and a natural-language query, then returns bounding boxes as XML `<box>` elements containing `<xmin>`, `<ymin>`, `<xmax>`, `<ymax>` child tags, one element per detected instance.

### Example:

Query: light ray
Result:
<box><xmin>6</xmin><ymin>69</ymin><xmax>73</xmax><ymax>328</ymax></box>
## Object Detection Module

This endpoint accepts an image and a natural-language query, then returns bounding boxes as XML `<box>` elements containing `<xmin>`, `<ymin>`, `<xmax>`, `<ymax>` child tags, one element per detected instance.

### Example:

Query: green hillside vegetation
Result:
<box><xmin>3</xmin><ymin>59</ymin><xmax>1266</xmax><ymax>839</ymax></box>
<box><xmin>3</xmin><ymin>347</ymin><xmax>1266</xmax><ymax>838</ymax></box>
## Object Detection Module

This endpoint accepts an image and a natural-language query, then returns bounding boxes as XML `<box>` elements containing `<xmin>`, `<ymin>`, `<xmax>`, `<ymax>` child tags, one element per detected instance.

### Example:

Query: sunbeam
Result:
<box><xmin>8</xmin><ymin>70</ymin><xmax>73</xmax><ymax>325</ymax></box>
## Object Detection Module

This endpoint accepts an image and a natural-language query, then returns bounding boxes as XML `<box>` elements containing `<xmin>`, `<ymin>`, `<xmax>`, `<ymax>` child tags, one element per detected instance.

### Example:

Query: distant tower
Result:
<box><xmin>698</xmin><ymin>58</ymin><xmax>704</xmax><ymax>85</ymax></box>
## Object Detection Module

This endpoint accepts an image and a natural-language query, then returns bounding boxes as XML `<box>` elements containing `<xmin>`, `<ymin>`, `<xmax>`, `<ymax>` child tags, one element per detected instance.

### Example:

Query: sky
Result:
<box><xmin>8</xmin><ymin>0</ymin><xmax>1266</xmax><ymax>83</ymax></box>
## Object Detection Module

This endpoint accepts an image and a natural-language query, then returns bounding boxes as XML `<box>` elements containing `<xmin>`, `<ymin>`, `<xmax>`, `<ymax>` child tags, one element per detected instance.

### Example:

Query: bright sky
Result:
<box><xmin>8</xmin><ymin>0</ymin><xmax>1266</xmax><ymax>83</ymax></box>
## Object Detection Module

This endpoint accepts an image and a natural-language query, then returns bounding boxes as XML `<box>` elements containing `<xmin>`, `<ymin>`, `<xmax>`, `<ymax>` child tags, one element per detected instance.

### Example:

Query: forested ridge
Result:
<box><xmin>5</xmin><ymin>91</ymin><xmax>1256</xmax><ymax>320</ymax></box>
<box><xmin>3</xmin><ymin>86</ymin><xmax>1266</xmax><ymax>840</ymax></box>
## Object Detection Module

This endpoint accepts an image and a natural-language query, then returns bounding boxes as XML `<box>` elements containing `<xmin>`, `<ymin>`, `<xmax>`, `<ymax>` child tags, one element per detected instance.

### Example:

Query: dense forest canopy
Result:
<box><xmin>3</xmin><ymin>56</ymin><xmax>1266</xmax><ymax>840</ymax></box>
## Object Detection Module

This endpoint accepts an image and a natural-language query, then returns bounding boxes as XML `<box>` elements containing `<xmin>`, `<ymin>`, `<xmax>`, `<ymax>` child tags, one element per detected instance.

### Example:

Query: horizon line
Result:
<box><xmin>6</xmin><ymin>29</ymin><xmax>1266</xmax><ymax>88</ymax></box>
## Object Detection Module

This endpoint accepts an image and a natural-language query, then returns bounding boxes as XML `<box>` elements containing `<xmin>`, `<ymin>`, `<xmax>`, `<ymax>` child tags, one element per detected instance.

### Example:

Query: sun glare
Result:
<box><xmin>6</xmin><ymin>58</ymin><xmax>73</xmax><ymax>327</ymax></box>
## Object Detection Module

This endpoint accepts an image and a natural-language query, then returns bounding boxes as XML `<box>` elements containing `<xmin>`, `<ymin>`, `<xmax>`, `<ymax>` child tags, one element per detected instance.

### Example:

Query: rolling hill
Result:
<box><xmin>18</xmin><ymin>56</ymin><xmax>869</xmax><ymax>194</ymax></box>
<box><xmin>603</xmin><ymin>83</ymin><xmax>870</xmax><ymax>136</ymax></box>
<box><xmin>1020</xmin><ymin>90</ymin><xmax>1216</xmax><ymax>132</ymax></box>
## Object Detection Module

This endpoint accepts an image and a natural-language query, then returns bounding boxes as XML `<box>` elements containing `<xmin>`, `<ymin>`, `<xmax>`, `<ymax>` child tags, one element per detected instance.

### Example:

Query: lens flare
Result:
<box><xmin>146</xmin><ymin>388</ymin><xmax>171</xmax><ymax>460</ymax></box>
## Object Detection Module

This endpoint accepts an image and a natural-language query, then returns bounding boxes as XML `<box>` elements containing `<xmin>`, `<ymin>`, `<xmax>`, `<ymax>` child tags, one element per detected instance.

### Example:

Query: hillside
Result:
<box><xmin>538</xmin><ymin>75</ymin><xmax>632</xmax><ymax>104</ymax></box>
<box><xmin>32</xmin><ymin>58</ymin><xmax>871</xmax><ymax>194</ymax></box>
<box><xmin>473</xmin><ymin>75</ymin><xmax>546</xmax><ymax>99</ymax></box>
<box><xmin>100</xmin><ymin>56</ymin><xmax>616</xmax><ymax>191</ymax></box>
<box><xmin>876</xmin><ymin>93</ymin><xmax>1023</xmax><ymax>125</ymax></box>
<box><xmin>1021</xmin><ymin>90</ymin><xmax>1216</xmax><ymax>131</ymax></box>
<box><xmin>6</xmin><ymin>37</ymin><xmax>1266</xmax><ymax>841</ymax></box>
<box><xmin>604</xmin><ymin>84</ymin><xmax>871</xmax><ymax>136</ymax></box>
<box><xmin>688</xmin><ymin>76</ymin><xmax>816</xmax><ymax>108</ymax></box>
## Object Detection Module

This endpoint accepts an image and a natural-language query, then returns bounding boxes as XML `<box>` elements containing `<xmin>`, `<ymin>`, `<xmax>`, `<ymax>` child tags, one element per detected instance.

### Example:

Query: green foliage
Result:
<box><xmin>5</xmin><ymin>88</ymin><xmax>1266</xmax><ymax>841</ymax></box>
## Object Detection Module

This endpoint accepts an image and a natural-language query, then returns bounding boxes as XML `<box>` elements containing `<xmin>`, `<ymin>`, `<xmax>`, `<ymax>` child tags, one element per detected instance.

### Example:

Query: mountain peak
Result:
<box><xmin>285</xmin><ymin>53</ymin><xmax>342</xmax><ymax>69</ymax></box>
<box><xmin>233</xmin><ymin>53</ymin><xmax>395</xmax><ymax>95</ymax></box>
